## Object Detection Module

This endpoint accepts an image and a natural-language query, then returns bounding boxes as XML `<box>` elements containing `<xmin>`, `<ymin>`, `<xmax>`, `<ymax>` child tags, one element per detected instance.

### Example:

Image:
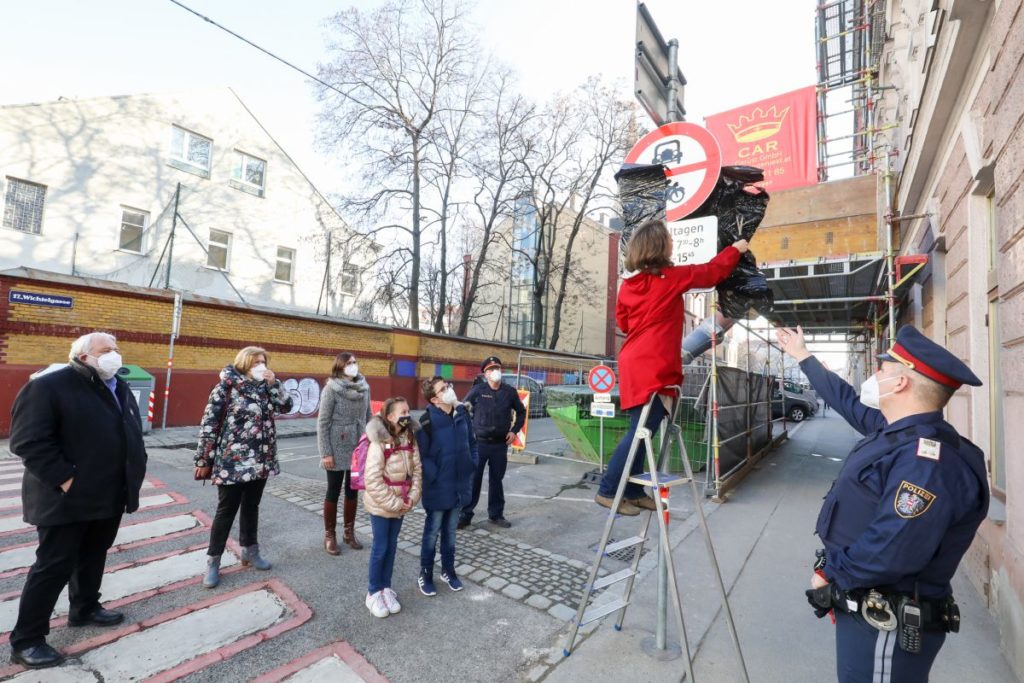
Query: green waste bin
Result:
<box><xmin>116</xmin><ymin>365</ymin><xmax>155</xmax><ymax>433</ymax></box>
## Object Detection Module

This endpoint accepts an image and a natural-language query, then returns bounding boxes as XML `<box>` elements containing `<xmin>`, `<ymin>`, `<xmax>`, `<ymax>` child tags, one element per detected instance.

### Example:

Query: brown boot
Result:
<box><xmin>343</xmin><ymin>497</ymin><xmax>363</xmax><ymax>550</ymax></box>
<box><xmin>323</xmin><ymin>501</ymin><xmax>340</xmax><ymax>556</ymax></box>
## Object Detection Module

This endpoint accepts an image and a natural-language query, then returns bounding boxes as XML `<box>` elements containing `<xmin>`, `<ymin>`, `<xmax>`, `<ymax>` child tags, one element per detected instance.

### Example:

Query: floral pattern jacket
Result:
<box><xmin>194</xmin><ymin>365</ymin><xmax>293</xmax><ymax>485</ymax></box>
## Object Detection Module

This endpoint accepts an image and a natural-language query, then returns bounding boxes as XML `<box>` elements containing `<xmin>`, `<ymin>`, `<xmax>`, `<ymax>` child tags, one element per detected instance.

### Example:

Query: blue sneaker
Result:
<box><xmin>418</xmin><ymin>568</ymin><xmax>437</xmax><ymax>596</ymax></box>
<box><xmin>440</xmin><ymin>569</ymin><xmax>464</xmax><ymax>592</ymax></box>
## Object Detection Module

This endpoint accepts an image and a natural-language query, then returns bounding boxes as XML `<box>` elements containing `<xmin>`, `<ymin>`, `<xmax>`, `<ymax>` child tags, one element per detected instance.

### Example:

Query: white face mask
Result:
<box><xmin>343</xmin><ymin>363</ymin><xmax>359</xmax><ymax>378</ymax></box>
<box><xmin>859</xmin><ymin>374</ymin><xmax>899</xmax><ymax>409</ymax></box>
<box><xmin>251</xmin><ymin>363</ymin><xmax>268</xmax><ymax>381</ymax></box>
<box><xmin>87</xmin><ymin>351</ymin><xmax>122</xmax><ymax>380</ymax></box>
<box><xmin>486</xmin><ymin>369</ymin><xmax>502</xmax><ymax>383</ymax></box>
<box><xmin>441</xmin><ymin>387</ymin><xmax>458</xmax><ymax>405</ymax></box>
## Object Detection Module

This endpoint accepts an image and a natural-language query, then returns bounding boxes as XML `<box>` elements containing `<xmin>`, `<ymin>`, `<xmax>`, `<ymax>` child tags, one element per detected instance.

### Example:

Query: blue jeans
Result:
<box><xmin>597</xmin><ymin>398</ymin><xmax>668</xmax><ymax>499</ymax></box>
<box><xmin>420</xmin><ymin>508</ymin><xmax>459</xmax><ymax>572</ymax></box>
<box><xmin>368</xmin><ymin>515</ymin><xmax>404</xmax><ymax>594</ymax></box>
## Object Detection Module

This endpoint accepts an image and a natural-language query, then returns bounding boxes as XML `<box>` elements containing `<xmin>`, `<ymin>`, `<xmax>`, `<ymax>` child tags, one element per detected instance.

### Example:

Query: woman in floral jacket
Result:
<box><xmin>194</xmin><ymin>346</ymin><xmax>293</xmax><ymax>588</ymax></box>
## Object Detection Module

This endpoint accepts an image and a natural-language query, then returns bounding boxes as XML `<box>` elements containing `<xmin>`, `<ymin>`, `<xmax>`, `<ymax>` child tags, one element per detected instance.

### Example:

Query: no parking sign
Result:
<box><xmin>624</xmin><ymin>122</ymin><xmax>722</xmax><ymax>222</ymax></box>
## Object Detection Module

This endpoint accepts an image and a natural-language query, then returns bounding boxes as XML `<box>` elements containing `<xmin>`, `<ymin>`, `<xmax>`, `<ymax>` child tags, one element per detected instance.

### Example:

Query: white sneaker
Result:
<box><xmin>382</xmin><ymin>588</ymin><xmax>402</xmax><ymax>614</ymax></box>
<box><xmin>365</xmin><ymin>591</ymin><xmax>389</xmax><ymax>618</ymax></box>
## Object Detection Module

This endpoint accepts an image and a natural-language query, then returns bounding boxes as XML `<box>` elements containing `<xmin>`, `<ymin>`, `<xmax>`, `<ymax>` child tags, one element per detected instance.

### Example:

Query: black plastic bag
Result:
<box><xmin>689</xmin><ymin>166</ymin><xmax>774</xmax><ymax>319</ymax></box>
<box><xmin>614</xmin><ymin>163</ymin><xmax>667</xmax><ymax>250</ymax></box>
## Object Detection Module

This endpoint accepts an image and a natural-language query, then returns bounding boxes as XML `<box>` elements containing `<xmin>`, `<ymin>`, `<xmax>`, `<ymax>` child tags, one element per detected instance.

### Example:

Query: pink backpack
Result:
<box><xmin>350</xmin><ymin>433</ymin><xmax>372</xmax><ymax>491</ymax></box>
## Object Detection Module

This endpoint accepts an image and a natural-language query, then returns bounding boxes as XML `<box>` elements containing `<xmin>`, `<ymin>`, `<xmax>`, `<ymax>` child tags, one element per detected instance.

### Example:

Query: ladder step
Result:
<box><xmin>579</xmin><ymin>597</ymin><xmax>629</xmax><ymax>625</ymax></box>
<box><xmin>628</xmin><ymin>472</ymin><xmax>691</xmax><ymax>488</ymax></box>
<box><xmin>604</xmin><ymin>536</ymin><xmax>645</xmax><ymax>555</ymax></box>
<box><xmin>591</xmin><ymin>568</ymin><xmax>636</xmax><ymax>591</ymax></box>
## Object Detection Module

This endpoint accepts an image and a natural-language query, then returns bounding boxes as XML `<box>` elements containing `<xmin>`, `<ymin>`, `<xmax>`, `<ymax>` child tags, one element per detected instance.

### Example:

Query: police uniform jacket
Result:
<box><xmin>800</xmin><ymin>356</ymin><xmax>988</xmax><ymax>600</ymax></box>
<box><xmin>464</xmin><ymin>381</ymin><xmax>526</xmax><ymax>443</ymax></box>
<box><xmin>9</xmin><ymin>361</ymin><xmax>148</xmax><ymax>527</ymax></box>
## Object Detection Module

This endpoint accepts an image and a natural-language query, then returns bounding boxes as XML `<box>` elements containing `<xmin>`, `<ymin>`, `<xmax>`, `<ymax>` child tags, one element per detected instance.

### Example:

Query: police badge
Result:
<box><xmin>894</xmin><ymin>480</ymin><xmax>937</xmax><ymax>519</ymax></box>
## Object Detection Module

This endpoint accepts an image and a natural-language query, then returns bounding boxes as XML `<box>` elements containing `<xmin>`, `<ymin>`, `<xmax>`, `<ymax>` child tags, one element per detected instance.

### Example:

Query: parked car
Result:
<box><xmin>771</xmin><ymin>385</ymin><xmax>816</xmax><ymax>423</ymax></box>
<box><xmin>783</xmin><ymin>380</ymin><xmax>817</xmax><ymax>415</ymax></box>
<box><xmin>501</xmin><ymin>373</ymin><xmax>547</xmax><ymax>418</ymax></box>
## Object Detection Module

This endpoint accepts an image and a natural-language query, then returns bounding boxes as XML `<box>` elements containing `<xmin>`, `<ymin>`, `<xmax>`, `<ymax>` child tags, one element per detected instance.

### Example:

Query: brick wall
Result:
<box><xmin>0</xmin><ymin>271</ymin><xmax>597</xmax><ymax>436</ymax></box>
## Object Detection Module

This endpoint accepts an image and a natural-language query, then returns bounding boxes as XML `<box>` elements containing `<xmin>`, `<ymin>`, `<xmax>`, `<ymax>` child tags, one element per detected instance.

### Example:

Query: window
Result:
<box><xmin>2</xmin><ymin>177</ymin><xmax>46</xmax><ymax>234</ymax></box>
<box><xmin>275</xmin><ymin>247</ymin><xmax>295</xmax><ymax>283</ymax></box>
<box><xmin>231</xmin><ymin>151</ymin><xmax>266</xmax><ymax>197</ymax></box>
<box><xmin>118</xmin><ymin>207</ymin><xmax>148</xmax><ymax>253</ymax></box>
<box><xmin>340</xmin><ymin>262</ymin><xmax>360</xmax><ymax>295</ymax></box>
<box><xmin>169</xmin><ymin>126</ymin><xmax>212</xmax><ymax>176</ymax></box>
<box><xmin>825</xmin><ymin>231</ymin><xmax>834</xmax><ymax>245</ymax></box>
<box><xmin>207</xmin><ymin>229</ymin><xmax>231</xmax><ymax>270</ymax></box>
<box><xmin>781</xmin><ymin>236</ymin><xmax>790</xmax><ymax>250</ymax></box>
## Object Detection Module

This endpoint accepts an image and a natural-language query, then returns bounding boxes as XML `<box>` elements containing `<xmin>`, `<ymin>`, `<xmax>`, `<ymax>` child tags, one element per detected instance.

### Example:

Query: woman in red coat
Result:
<box><xmin>595</xmin><ymin>220</ymin><xmax>748</xmax><ymax>515</ymax></box>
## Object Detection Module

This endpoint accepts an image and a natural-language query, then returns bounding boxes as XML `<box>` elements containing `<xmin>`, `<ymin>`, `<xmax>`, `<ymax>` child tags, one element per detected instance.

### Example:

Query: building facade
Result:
<box><xmin>876</xmin><ymin>1</ymin><xmax>1023</xmax><ymax>675</ymax></box>
<box><xmin>0</xmin><ymin>88</ymin><xmax>373</xmax><ymax>317</ymax></box>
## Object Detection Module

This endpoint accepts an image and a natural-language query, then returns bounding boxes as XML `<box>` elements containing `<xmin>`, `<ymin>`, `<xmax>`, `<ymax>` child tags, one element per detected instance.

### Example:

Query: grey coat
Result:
<box><xmin>316</xmin><ymin>375</ymin><xmax>372</xmax><ymax>470</ymax></box>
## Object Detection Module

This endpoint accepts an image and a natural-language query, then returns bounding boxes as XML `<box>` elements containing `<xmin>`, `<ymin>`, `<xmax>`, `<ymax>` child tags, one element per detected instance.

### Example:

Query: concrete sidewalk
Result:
<box><xmin>543</xmin><ymin>412</ymin><xmax>1019</xmax><ymax>683</ymax></box>
<box><xmin>140</xmin><ymin>417</ymin><xmax>318</xmax><ymax>450</ymax></box>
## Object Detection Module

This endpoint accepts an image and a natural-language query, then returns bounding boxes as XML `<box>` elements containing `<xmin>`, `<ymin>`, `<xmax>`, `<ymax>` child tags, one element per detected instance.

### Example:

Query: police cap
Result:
<box><xmin>877</xmin><ymin>325</ymin><xmax>982</xmax><ymax>389</ymax></box>
<box><xmin>481</xmin><ymin>356</ymin><xmax>503</xmax><ymax>372</ymax></box>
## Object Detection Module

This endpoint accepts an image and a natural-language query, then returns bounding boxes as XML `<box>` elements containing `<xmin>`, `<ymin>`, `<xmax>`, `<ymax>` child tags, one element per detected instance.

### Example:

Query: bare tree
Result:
<box><xmin>457</xmin><ymin>70</ymin><xmax>535</xmax><ymax>337</ymax></box>
<box><xmin>315</xmin><ymin>0</ymin><xmax>475</xmax><ymax>330</ymax></box>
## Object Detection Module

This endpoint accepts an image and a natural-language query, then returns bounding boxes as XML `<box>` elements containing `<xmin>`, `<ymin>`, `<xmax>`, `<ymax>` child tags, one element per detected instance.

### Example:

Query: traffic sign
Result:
<box><xmin>624</xmin><ymin>122</ymin><xmax>722</xmax><ymax>221</ymax></box>
<box><xmin>588</xmin><ymin>365</ymin><xmax>617</xmax><ymax>393</ymax></box>
<box><xmin>591</xmin><ymin>404</ymin><xmax>616</xmax><ymax>419</ymax></box>
<box><xmin>668</xmin><ymin>215</ymin><xmax>718</xmax><ymax>266</ymax></box>
<box><xmin>593</xmin><ymin>392</ymin><xmax>612</xmax><ymax>403</ymax></box>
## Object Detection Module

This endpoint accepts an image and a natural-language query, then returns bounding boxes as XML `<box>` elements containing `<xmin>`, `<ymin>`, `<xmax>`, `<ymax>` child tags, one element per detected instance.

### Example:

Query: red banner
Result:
<box><xmin>704</xmin><ymin>86</ymin><xmax>818</xmax><ymax>192</ymax></box>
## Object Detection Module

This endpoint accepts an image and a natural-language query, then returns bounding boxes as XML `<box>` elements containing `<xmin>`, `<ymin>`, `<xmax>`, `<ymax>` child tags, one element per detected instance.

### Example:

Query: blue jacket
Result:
<box><xmin>464</xmin><ymin>381</ymin><xmax>527</xmax><ymax>443</ymax></box>
<box><xmin>416</xmin><ymin>404</ymin><xmax>479</xmax><ymax>512</ymax></box>
<box><xmin>801</xmin><ymin>356</ymin><xmax>989</xmax><ymax>599</ymax></box>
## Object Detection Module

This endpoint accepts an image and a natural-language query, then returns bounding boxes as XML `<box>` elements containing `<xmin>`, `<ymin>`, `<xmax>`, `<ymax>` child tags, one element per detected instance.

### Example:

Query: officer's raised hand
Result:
<box><xmin>776</xmin><ymin>326</ymin><xmax>811</xmax><ymax>361</ymax></box>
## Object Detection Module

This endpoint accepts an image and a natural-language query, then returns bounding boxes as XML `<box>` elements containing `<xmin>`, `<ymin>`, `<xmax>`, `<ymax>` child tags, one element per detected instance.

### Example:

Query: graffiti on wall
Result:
<box><xmin>281</xmin><ymin>377</ymin><xmax>322</xmax><ymax>417</ymax></box>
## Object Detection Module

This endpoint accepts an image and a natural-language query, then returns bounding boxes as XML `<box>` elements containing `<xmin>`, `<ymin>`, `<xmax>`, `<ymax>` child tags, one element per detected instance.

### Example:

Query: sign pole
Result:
<box><xmin>599</xmin><ymin>415</ymin><xmax>605</xmax><ymax>473</ymax></box>
<box><xmin>161</xmin><ymin>291</ymin><xmax>182</xmax><ymax>430</ymax></box>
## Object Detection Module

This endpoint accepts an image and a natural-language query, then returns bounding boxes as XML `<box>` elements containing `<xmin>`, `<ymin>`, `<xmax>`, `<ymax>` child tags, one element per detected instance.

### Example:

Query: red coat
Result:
<box><xmin>616</xmin><ymin>246</ymin><xmax>741</xmax><ymax>410</ymax></box>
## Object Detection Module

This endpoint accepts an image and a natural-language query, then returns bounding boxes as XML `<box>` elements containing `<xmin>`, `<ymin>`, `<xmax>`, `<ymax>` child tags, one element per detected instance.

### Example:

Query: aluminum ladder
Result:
<box><xmin>563</xmin><ymin>387</ymin><xmax>749</xmax><ymax>682</ymax></box>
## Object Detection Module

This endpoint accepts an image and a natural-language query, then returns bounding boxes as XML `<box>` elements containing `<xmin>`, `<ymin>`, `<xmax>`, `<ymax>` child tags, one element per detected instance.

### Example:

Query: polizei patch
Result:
<box><xmin>894</xmin><ymin>481</ymin><xmax>937</xmax><ymax>519</ymax></box>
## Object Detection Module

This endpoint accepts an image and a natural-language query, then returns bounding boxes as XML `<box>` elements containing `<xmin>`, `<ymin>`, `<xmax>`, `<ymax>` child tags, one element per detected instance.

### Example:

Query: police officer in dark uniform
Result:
<box><xmin>777</xmin><ymin>325</ymin><xmax>989</xmax><ymax>683</ymax></box>
<box><xmin>460</xmin><ymin>356</ymin><xmax>526</xmax><ymax>529</ymax></box>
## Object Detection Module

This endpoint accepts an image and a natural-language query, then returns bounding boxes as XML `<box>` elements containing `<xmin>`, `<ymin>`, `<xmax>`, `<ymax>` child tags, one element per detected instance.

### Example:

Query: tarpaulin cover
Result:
<box><xmin>689</xmin><ymin>166</ymin><xmax>775</xmax><ymax>320</ymax></box>
<box><xmin>712</xmin><ymin>366</ymin><xmax>772</xmax><ymax>474</ymax></box>
<box><xmin>615</xmin><ymin>163</ymin><xmax>775</xmax><ymax>320</ymax></box>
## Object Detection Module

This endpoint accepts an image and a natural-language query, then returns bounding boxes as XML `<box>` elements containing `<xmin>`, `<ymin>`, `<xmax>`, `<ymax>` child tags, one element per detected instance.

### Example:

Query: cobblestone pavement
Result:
<box><xmin>266</xmin><ymin>474</ymin><xmax>610</xmax><ymax>624</ymax></box>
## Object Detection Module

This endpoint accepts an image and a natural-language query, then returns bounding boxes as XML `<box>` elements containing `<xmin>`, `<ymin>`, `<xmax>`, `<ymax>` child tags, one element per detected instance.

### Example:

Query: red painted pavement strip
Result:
<box><xmin>0</xmin><ymin>491</ymin><xmax>190</xmax><ymax>540</ymax></box>
<box><xmin>253</xmin><ymin>640</ymin><xmax>391</xmax><ymax>683</ymax></box>
<box><xmin>0</xmin><ymin>537</ymin><xmax>246</xmax><ymax>645</ymax></box>
<box><xmin>0</xmin><ymin>579</ymin><xmax>313</xmax><ymax>681</ymax></box>
<box><xmin>0</xmin><ymin>509</ymin><xmax>212</xmax><ymax>580</ymax></box>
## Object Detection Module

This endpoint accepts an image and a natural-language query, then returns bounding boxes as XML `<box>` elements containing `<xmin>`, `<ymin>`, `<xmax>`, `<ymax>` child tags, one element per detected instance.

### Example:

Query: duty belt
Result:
<box><xmin>834</xmin><ymin>588</ymin><xmax>960</xmax><ymax>633</ymax></box>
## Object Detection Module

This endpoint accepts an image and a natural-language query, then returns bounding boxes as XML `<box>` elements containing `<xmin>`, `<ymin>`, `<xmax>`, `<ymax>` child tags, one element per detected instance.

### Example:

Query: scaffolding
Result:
<box><xmin>815</xmin><ymin>0</ymin><xmax>889</xmax><ymax>181</ymax></box>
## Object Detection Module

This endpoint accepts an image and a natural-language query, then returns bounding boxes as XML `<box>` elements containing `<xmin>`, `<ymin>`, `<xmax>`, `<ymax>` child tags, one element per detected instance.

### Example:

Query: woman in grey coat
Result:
<box><xmin>317</xmin><ymin>352</ymin><xmax>372</xmax><ymax>555</ymax></box>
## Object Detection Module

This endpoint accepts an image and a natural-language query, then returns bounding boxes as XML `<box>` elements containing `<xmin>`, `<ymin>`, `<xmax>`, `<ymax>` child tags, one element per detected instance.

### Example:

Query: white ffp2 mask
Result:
<box><xmin>486</xmin><ymin>369</ymin><xmax>502</xmax><ymax>383</ymax></box>
<box><xmin>89</xmin><ymin>351</ymin><xmax>122</xmax><ymax>380</ymax></box>
<box><xmin>343</xmin><ymin>363</ymin><xmax>359</xmax><ymax>378</ymax></box>
<box><xmin>251</xmin><ymin>363</ymin><xmax>268</xmax><ymax>381</ymax></box>
<box><xmin>859</xmin><ymin>374</ymin><xmax>899</xmax><ymax>409</ymax></box>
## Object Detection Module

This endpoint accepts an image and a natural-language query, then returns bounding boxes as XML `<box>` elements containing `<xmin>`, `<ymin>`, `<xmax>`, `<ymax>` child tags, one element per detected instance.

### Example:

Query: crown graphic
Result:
<box><xmin>726</xmin><ymin>105</ymin><xmax>790</xmax><ymax>143</ymax></box>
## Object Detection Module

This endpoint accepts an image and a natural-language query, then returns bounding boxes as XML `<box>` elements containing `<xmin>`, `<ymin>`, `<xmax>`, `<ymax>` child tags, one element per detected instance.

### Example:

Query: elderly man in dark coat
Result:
<box><xmin>7</xmin><ymin>332</ymin><xmax>148</xmax><ymax>668</ymax></box>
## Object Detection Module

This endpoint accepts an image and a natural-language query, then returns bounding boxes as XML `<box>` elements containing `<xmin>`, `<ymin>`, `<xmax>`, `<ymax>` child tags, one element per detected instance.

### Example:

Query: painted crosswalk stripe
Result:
<box><xmin>0</xmin><ymin>472</ymin><xmax>21</xmax><ymax>482</ymax></box>
<box><xmin>0</xmin><ymin>478</ymin><xmax>164</xmax><ymax>513</ymax></box>
<box><xmin>0</xmin><ymin>492</ymin><xmax>187</xmax><ymax>539</ymax></box>
<box><xmin>0</xmin><ymin>545</ymin><xmax>240</xmax><ymax>636</ymax></box>
<box><xmin>0</xmin><ymin>483</ymin><xmax>19</xmax><ymax>493</ymax></box>
<box><xmin>1</xmin><ymin>581</ymin><xmax>311</xmax><ymax>682</ymax></box>
<box><xmin>0</xmin><ymin>512</ymin><xmax>206</xmax><ymax>576</ymax></box>
<box><xmin>254</xmin><ymin>641</ymin><xmax>389</xmax><ymax>683</ymax></box>
<box><xmin>0</xmin><ymin>496</ymin><xmax>19</xmax><ymax>510</ymax></box>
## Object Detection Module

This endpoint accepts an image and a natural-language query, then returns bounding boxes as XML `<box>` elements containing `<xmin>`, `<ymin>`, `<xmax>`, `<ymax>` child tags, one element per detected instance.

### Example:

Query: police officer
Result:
<box><xmin>777</xmin><ymin>325</ymin><xmax>989</xmax><ymax>683</ymax></box>
<box><xmin>460</xmin><ymin>356</ymin><xmax>526</xmax><ymax>529</ymax></box>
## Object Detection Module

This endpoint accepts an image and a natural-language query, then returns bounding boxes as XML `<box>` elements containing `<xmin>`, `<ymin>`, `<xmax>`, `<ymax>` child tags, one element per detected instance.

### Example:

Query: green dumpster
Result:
<box><xmin>546</xmin><ymin>385</ymin><xmax>708</xmax><ymax>473</ymax></box>
<box><xmin>116</xmin><ymin>365</ymin><xmax>155</xmax><ymax>433</ymax></box>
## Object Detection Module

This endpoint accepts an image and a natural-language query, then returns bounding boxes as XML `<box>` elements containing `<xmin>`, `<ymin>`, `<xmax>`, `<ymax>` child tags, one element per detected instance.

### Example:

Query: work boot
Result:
<box><xmin>343</xmin><ymin>498</ymin><xmax>363</xmax><ymax>550</ymax></box>
<box><xmin>323</xmin><ymin>501</ymin><xmax>340</xmax><ymax>556</ymax></box>
<box><xmin>594</xmin><ymin>494</ymin><xmax>642</xmax><ymax>516</ymax></box>
<box><xmin>203</xmin><ymin>555</ymin><xmax>221</xmax><ymax>588</ymax></box>
<box><xmin>627</xmin><ymin>495</ymin><xmax>659</xmax><ymax>511</ymax></box>
<box><xmin>241</xmin><ymin>544</ymin><xmax>272</xmax><ymax>570</ymax></box>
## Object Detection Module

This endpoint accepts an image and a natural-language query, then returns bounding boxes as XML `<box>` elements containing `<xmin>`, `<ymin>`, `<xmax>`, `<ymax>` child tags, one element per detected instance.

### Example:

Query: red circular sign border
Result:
<box><xmin>624</xmin><ymin>122</ymin><xmax>722</xmax><ymax>221</ymax></box>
